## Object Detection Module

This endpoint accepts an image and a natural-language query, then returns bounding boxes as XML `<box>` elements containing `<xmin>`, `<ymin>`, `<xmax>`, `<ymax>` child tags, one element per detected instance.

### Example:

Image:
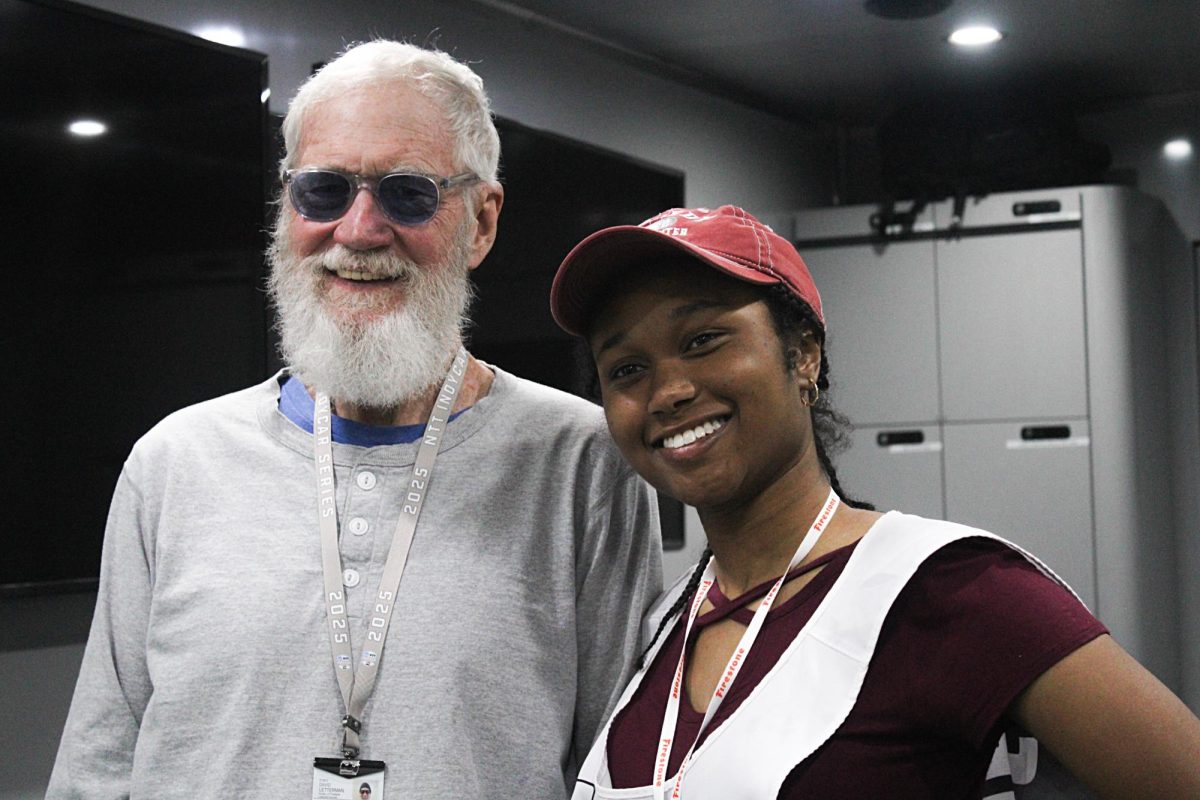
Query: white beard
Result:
<box><xmin>267</xmin><ymin>214</ymin><xmax>475</xmax><ymax>409</ymax></box>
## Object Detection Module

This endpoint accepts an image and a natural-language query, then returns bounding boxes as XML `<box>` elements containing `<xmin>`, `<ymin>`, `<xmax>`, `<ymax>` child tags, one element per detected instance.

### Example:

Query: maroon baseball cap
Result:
<box><xmin>550</xmin><ymin>205</ymin><xmax>824</xmax><ymax>336</ymax></box>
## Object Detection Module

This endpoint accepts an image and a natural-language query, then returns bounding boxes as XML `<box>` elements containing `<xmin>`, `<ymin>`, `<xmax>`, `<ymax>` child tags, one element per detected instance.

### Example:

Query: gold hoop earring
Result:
<box><xmin>799</xmin><ymin>379</ymin><xmax>819</xmax><ymax>408</ymax></box>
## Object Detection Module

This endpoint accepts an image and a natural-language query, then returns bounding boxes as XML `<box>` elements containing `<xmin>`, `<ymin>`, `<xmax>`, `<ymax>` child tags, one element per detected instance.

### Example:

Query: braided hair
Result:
<box><xmin>763</xmin><ymin>284</ymin><xmax>874</xmax><ymax>513</ymax></box>
<box><xmin>635</xmin><ymin>282</ymin><xmax>873</xmax><ymax>669</ymax></box>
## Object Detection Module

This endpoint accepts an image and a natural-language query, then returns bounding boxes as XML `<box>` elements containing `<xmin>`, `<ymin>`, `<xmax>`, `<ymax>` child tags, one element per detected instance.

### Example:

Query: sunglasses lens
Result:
<box><xmin>289</xmin><ymin>171</ymin><xmax>354</xmax><ymax>221</ymax></box>
<box><xmin>377</xmin><ymin>173</ymin><xmax>440</xmax><ymax>224</ymax></box>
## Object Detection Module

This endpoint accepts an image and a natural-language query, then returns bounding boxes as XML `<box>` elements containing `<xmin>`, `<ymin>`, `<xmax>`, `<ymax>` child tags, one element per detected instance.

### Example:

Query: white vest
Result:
<box><xmin>572</xmin><ymin>512</ymin><xmax>1076</xmax><ymax>799</ymax></box>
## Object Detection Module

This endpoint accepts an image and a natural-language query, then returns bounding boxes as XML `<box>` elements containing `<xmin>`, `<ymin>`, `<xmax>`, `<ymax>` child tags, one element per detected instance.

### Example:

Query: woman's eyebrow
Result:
<box><xmin>595</xmin><ymin>299</ymin><xmax>731</xmax><ymax>356</ymax></box>
<box><xmin>668</xmin><ymin>298</ymin><xmax>728</xmax><ymax>320</ymax></box>
<box><xmin>596</xmin><ymin>330</ymin><xmax>626</xmax><ymax>356</ymax></box>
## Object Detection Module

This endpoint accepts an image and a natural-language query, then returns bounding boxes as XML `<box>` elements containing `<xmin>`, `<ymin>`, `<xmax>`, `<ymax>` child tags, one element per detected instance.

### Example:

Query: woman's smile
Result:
<box><xmin>655</xmin><ymin>414</ymin><xmax>729</xmax><ymax>451</ymax></box>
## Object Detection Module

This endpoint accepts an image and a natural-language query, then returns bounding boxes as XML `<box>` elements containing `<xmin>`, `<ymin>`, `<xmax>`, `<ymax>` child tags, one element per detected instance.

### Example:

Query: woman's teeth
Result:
<box><xmin>661</xmin><ymin>418</ymin><xmax>725</xmax><ymax>450</ymax></box>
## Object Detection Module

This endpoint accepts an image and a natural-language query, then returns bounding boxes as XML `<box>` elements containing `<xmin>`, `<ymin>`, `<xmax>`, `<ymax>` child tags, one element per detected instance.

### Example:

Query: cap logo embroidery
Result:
<box><xmin>645</xmin><ymin>215</ymin><xmax>688</xmax><ymax>236</ymax></box>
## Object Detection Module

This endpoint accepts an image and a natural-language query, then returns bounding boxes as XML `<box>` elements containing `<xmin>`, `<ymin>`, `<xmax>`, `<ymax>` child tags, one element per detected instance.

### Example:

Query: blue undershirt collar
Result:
<box><xmin>279</xmin><ymin>374</ymin><xmax>466</xmax><ymax>446</ymax></box>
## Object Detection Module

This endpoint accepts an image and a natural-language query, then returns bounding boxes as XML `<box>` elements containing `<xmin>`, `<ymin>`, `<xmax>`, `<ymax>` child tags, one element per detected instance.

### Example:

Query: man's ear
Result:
<box><xmin>466</xmin><ymin>181</ymin><xmax>504</xmax><ymax>271</ymax></box>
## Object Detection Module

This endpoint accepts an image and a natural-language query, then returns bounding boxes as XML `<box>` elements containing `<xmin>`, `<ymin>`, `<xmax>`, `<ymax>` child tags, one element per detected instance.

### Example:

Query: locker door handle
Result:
<box><xmin>877</xmin><ymin>430</ymin><xmax>925</xmax><ymax>447</ymax></box>
<box><xmin>1020</xmin><ymin>425</ymin><xmax>1071</xmax><ymax>440</ymax></box>
<box><xmin>1013</xmin><ymin>200</ymin><xmax>1062</xmax><ymax>216</ymax></box>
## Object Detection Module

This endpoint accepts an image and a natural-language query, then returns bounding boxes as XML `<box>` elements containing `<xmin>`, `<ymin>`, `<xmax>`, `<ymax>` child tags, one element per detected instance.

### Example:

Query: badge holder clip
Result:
<box><xmin>341</xmin><ymin>714</ymin><xmax>362</xmax><ymax>759</ymax></box>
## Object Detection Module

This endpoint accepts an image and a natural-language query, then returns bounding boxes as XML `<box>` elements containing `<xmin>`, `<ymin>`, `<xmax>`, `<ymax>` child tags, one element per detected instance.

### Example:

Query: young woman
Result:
<box><xmin>550</xmin><ymin>205</ymin><xmax>1200</xmax><ymax>799</ymax></box>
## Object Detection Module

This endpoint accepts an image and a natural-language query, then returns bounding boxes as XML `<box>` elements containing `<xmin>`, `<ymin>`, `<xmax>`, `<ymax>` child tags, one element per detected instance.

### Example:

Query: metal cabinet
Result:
<box><xmin>937</xmin><ymin>229</ymin><xmax>1088</xmax><ymax>422</ymax></box>
<box><xmin>805</xmin><ymin>241</ymin><xmax>941</xmax><ymax>426</ymax></box>
<box><xmin>942</xmin><ymin>419</ymin><xmax>1095</xmax><ymax>608</ymax></box>
<box><xmin>836</xmin><ymin>424</ymin><xmax>944</xmax><ymax>519</ymax></box>
<box><xmin>794</xmin><ymin>186</ymin><xmax>1193</xmax><ymax>694</ymax></box>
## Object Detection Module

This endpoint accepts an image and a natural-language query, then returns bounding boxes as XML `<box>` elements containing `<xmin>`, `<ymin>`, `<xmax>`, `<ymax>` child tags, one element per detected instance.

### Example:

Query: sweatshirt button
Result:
<box><xmin>355</xmin><ymin>471</ymin><xmax>377</xmax><ymax>491</ymax></box>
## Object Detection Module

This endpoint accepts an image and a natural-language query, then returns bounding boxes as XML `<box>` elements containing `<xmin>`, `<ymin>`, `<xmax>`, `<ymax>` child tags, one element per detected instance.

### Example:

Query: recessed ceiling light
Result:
<box><xmin>195</xmin><ymin>25</ymin><xmax>245</xmax><ymax>48</ymax></box>
<box><xmin>1163</xmin><ymin>138</ymin><xmax>1193</xmax><ymax>160</ymax></box>
<box><xmin>949</xmin><ymin>25</ymin><xmax>1003</xmax><ymax>47</ymax></box>
<box><xmin>68</xmin><ymin>120</ymin><xmax>107</xmax><ymax>137</ymax></box>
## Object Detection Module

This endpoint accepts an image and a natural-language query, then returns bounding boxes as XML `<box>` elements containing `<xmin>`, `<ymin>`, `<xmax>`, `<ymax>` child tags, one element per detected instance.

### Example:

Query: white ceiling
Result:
<box><xmin>471</xmin><ymin>0</ymin><xmax>1200</xmax><ymax>125</ymax></box>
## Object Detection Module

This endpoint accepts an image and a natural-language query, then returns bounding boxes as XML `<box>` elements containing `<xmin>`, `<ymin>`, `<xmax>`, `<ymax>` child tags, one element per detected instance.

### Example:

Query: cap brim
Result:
<box><xmin>550</xmin><ymin>225</ymin><xmax>779</xmax><ymax>336</ymax></box>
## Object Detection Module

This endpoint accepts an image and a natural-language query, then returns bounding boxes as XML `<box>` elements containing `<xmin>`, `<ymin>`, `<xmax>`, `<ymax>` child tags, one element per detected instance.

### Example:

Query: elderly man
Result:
<box><xmin>49</xmin><ymin>40</ymin><xmax>661</xmax><ymax>799</ymax></box>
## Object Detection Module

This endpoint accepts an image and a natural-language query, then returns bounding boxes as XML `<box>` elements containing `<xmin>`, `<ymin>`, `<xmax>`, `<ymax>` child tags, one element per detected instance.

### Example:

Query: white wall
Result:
<box><xmin>0</xmin><ymin>593</ymin><xmax>95</xmax><ymax>800</ymax></box>
<box><xmin>1078</xmin><ymin>92</ymin><xmax>1200</xmax><ymax>242</ymax></box>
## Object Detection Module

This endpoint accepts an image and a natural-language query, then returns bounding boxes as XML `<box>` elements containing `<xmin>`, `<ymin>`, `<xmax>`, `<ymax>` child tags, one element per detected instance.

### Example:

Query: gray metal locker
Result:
<box><xmin>937</xmin><ymin>229</ymin><xmax>1089</xmax><ymax>422</ymax></box>
<box><xmin>836</xmin><ymin>425</ymin><xmax>945</xmax><ymax>519</ymax></box>
<box><xmin>942</xmin><ymin>420</ymin><xmax>1095</xmax><ymax>609</ymax></box>
<box><xmin>802</xmin><ymin>240</ymin><xmax>941</xmax><ymax>426</ymax></box>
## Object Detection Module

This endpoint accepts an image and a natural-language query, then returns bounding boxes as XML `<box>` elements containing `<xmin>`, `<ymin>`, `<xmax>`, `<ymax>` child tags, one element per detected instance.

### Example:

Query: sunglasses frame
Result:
<box><xmin>283</xmin><ymin>167</ymin><xmax>480</xmax><ymax>225</ymax></box>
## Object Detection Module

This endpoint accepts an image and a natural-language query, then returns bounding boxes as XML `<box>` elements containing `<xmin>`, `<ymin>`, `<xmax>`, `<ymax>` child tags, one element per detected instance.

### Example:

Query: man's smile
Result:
<box><xmin>331</xmin><ymin>268</ymin><xmax>398</xmax><ymax>282</ymax></box>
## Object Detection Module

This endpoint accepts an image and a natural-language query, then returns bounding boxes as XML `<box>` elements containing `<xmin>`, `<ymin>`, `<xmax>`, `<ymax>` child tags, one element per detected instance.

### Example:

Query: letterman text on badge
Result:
<box><xmin>312</xmin><ymin>758</ymin><xmax>385</xmax><ymax>799</ymax></box>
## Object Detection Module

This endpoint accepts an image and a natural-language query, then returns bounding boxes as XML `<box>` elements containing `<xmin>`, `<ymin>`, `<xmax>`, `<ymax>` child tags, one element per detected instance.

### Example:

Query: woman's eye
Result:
<box><xmin>608</xmin><ymin>363</ymin><xmax>643</xmax><ymax>381</ymax></box>
<box><xmin>685</xmin><ymin>331</ymin><xmax>722</xmax><ymax>351</ymax></box>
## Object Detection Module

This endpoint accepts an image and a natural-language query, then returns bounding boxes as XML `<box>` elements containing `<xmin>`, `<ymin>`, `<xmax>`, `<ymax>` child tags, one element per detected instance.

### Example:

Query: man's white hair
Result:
<box><xmin>281</xmin><ymin>40</ymin><xmax>501</xmax><ymax>189</ymax></box>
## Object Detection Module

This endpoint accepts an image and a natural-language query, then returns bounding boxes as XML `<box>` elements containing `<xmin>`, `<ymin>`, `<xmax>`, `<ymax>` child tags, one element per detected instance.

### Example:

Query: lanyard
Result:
<box><xmin>653</xmin><ymin>488</ymin><xmax>841</xmax><ymax>800</ymax></box>
<box><xmin>314</xmin><ymin>347</ymin><xmax>468</xmax><ymax>758</ymax></box>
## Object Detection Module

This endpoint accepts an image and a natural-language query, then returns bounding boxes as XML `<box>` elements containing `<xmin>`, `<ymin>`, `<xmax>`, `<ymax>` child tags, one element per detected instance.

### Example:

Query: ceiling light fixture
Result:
<box><xmin>1163</xmin><ymin>138</ymin><xmax>1193</xmax><ymax>160</ymax></box>
<box><xmin>68</xmin><ymin>120</ymin><xmax>107</xmax><ymax>137</ymax></box>
<box><xmin>949</xmin><ymin>25</ymin><xmax>1003</xmax><ymax>47</ymax></box>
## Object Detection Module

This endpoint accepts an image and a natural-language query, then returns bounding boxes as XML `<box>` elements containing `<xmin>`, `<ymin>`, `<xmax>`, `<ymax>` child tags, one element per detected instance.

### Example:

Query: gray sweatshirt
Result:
<box><xmin>48</xmin><ymin>367</ymin><xmax>662</xmax><ymax>799</ymax></box>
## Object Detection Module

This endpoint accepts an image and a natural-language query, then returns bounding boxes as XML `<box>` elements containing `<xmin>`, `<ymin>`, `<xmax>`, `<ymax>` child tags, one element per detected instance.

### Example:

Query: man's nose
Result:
<box><xmin>332</xmin><ymin>188</ymin><xmax>394</xmax><ymax>250</ymax></box>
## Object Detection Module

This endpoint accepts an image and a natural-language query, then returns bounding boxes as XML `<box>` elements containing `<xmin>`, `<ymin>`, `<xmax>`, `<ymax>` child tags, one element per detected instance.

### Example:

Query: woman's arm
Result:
<box><xmin>1012</xmin><ymin>633</ymin><xmax>1200</xmax><ymax>798</ymax></box>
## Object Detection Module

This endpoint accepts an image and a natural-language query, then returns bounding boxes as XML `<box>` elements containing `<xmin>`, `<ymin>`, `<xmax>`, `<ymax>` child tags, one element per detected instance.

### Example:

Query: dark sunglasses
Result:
<box><xmin>283</xmin><ymin>168</ymin><xmax>480</xmax><ymax>225</ymax></box>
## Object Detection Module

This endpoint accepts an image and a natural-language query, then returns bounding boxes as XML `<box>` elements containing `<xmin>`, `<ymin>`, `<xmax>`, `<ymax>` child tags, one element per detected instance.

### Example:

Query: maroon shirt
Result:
<box><xmin>607</xmin><ymin>537</ymin><xmax>1107</xmax><ymax>798</ymax></box>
